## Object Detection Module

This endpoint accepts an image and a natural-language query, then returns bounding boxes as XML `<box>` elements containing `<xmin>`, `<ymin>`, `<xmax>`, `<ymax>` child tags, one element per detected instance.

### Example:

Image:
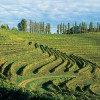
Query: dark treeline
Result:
<box><xmin>30</xmin><ymin>20</ymin><xmax>51</xmax><ymax>34</ymax></box>
<box><xmin>0</xmin><ymin>18</ymin><xmax>100</xmax><ymax>34</ymax></box>
<box><xmin>57</xmin><ymin>22</ymin><xmax>100</xmax><ymax>34</ymax></box>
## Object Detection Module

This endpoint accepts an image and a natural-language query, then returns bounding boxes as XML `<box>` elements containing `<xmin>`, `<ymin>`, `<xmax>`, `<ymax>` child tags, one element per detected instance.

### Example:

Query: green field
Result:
<box><xmin>0</xmin><ymin>29</ymin><xmax>100</xmax><ymax>100</ymax></box>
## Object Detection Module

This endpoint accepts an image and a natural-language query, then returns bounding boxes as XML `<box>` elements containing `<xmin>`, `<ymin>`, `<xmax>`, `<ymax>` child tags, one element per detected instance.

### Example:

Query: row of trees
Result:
<box><xmin>0</xmin><ymin>19</ymin><xmax>51</xmax><ymax>34</ymax></box>
<box><xmin>57</xmin><ymin>22</ymin><xmax>100</xmax><ymax>34</ymax></box>
<box><xmin>0</xmin><ymin>19</ymin><xmax>100</xmax><ymax>34</ymax></box>
<box><xmin>30</xmin><ymin>20</ymin><xmax>51</xmax><ymax>34</ymax></box>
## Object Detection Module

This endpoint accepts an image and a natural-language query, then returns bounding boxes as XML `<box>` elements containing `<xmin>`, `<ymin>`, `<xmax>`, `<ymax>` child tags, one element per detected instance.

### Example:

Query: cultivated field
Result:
<box><xmin>0</xmin><ymin>29</ymin><xmax>100</xmax><ymax>99</ymax></box>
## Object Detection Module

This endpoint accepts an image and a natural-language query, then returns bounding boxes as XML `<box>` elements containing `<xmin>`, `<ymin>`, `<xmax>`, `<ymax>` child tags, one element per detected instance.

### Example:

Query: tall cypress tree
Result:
<box><xmin>32</xmin><ymin>22</ymin><xmax>34</xmax><ymax>33</ymax></box>
<box><xmin>37</xmin><ymin>22</ymin><xmax>39</xmax><ymax>33</ymax></box>
<box><xmin>48</xmin><ymin>23</ymin><xmax>51</xmax><ymax>34</ymax></box>
<box><xmin>75</xmin><ymin>22</ymin><xmax>77</xmax><ymax>33</ymax></box>
<box><xmin>89</xmin><ymin>21</ymin><xmax>93</xmax><ymax>32</ymax></box>
<box><xmin>30</xmin><ymin>20</ymin><xmax>32</xmax><ymax>33</ymax></box>
<box><xmin>83</xmin><ymin>22</ymin><xmax>85</xmax><ymax>33</ymax></box>
<box><xmin>81</xmin><ymin>22</ymin><xmax>84</xmax><ymax>33</ymax></box>
<box><xmin>60</xmin><ymin>23</ymin><xmax>63</xmax><ymax>34</ymax></box>
<box><xmin>68</xmin><ymin>23</ymin><xmax>70</xmax><ymax>34</ymax></box>
<box><xmin>99</xmin><ymin>23</ymin><xmax>100</xmax><ymax>32</ymax></box>
<box><xmin>85</xmin><ymin>23</ymin><xmax>88</xmax><ymax>33</ymax></box>
<box><xmin>57</xmin><ymin>24</ymin><xmax>60</xmax><ymax>34</ymax></box>
<box><xmin>45</xmin><ymin>25</ymin><xmax>48</xmax><ymax>34</ymax></box>
<box><xmin>42</xmin><ymin>22</ymin><xmax>45</xmax><ymax>33</ymax></box>
<box><xmin>63</xmin><ymin>23</ymin><xmax>65</xmax><ymax>34</ymax></box>
<box><xmin>34</xmin><ymin>22</ymin><xmax>36</xmax><ymax>33</ymax></box>
<box><xmin>41</xmin><ymin>22</ymin><xmax>43</xmax><ymax>33</ymax></box>
<box><xmin>65</xmin><ymin>25</ymin><xmax>67</xmax><ymax>34</ymax></box>
<box><xmin>97</xmin><ymin>22</ymin><xmax>99</xmax><ymax>32</ymax></box>
<box><xmin>79</xmin><ymin>23</ymin><xmax>81</xmax><ymax>33</ymax></box>
<box><xmin>72</xmin><ymin>24</ymin><xmax>74</xmax><ymax>34</ymax></box>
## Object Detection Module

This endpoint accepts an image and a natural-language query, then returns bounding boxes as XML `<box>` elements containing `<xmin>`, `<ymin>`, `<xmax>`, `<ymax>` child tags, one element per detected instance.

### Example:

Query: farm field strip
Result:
<box><xmin>0</xmin><ymin>44</ymin><xmax>32</xmax><ymax>50</ymax></box>
<box><xmin>19</xmin><ymin>75</ymin><xmax>75</xmax><ymax>88</ymax></box>
<box><xmin>22</xmin><ymin>55</ymin><xmax>55</xmax><ymax>75</ymax></box>
<box><xmin>70</xmin><ymin>55</ymin><xmax>87</xmax><ymax>68</ymax></box>
<box><xmin>89</xmin><ymin>83</ymin><xmax>100</xmax><ymax>95</ymax></box>
<box><xmin>66</xmin><ymin>74</ymin><xmax>92</xmax><ymax>90</ymax></box>
<box><xmin>0</xmin><ymin>46</ymin><xmax>39</xmax><ymax>56</ymax></box>
<box><xmin>52</xmin><ymin>60</ymin><xmax>68</xmax><ymax>74</ymax></box>
<box><xmin>0</xmin><ymin>48</ymin><xmax>42</xmax><ymax>69</ymax></box>
<box><xmin>35</xmin><ymin>58</ymin><xmax>62</xmax><ymax>74</ymax></box>
<box><xmin>10</xmin><ymin>52</ymin><xmax>49</xmax><ymax>75</ymax></box>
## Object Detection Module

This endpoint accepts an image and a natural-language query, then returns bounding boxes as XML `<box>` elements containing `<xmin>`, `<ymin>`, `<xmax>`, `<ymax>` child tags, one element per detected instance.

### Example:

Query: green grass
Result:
<box><xmin>31</xmin><ymin>33</ymin><xmax>100</xmax><ymax>66</ymax></box>
<box><xmin>0</xmin><ymin>28</ymin><xmax>100</xmax><ymax>100</ymax></box>
<box><xmin>90</xmin><ymin>83</ymin><xmax>100</xmax><ymax>95</ymax></box>
<box><xmin>0</xmin><ymin>29</ymin><xmax>100</xmax><ymax>65</ymax></box>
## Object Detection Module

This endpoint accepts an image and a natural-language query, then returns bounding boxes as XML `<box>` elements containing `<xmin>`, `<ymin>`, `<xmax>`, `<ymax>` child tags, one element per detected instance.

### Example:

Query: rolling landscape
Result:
<box><xmin>0</xmin><ymin>0</ymin><xmax>100</xmax><ymax>100</ymax></box>
<box><xmin>0</xmin><ymin>28</ymin><xmax>100</xmax><ymax>100</ymax></box>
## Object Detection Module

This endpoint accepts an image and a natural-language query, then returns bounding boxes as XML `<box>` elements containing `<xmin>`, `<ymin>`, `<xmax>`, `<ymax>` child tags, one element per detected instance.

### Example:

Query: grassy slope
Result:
<box><xmin>0</xmin><ymin>29</ymin><xmax>100</xmax><ymax>66</ymax></box>
<box><xmin>0</xmin><ymin>29</ymin><xmax>100</xmax><ymax>99</ymax></box>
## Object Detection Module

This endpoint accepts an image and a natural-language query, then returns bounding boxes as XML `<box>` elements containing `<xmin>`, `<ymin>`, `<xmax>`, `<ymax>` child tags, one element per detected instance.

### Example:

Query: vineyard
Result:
<box><xmin>0</xmin><ymin>29</ymin><xmax>100</xmax><ymax>100</ymax></box>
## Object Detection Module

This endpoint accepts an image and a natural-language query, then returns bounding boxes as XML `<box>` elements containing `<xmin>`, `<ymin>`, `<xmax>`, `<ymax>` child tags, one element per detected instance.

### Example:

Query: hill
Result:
<box><xmin>0</xmin><ymin>29</ymin><xmax>100</xmax><ymax>100</ymax></box>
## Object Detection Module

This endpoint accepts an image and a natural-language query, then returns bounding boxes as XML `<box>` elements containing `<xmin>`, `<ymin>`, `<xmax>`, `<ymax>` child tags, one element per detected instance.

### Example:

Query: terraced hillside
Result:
<box><xmin>0</xmin><ymin>29</ymin><xmax>100</xmax><ymax>99</ymax></box>
<box><xmin>0</xmin><ymin>29</ymin><xmax>100</xmax><ymax>66</ymax></box>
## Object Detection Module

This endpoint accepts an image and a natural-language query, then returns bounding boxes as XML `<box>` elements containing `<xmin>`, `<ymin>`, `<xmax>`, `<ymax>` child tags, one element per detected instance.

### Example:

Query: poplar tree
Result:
<box><xmin>41</xmin><ymin>22</ymin><xmax>44</xmax><ymax>33</ymax></box>
<box><xmin>65</xmin><ymin>25</ymin><xmax>67</xmax><ymax>34</ymax></box>
<box><xmin>32</xmin><ymin>22</ymin><xmax>34</xmax><ymax>33</ymax></box>
<box><xmin>63</xmin><ymin>24</ymin><xmax>65</xmax><ymax>34</ymax></box>
<box><xmin>83</xmin><ymin>22</ymin><xmax>85</xmax><ymax>33</ymax></box>
<box><xmin>68</xmin><ymin>23</ymin><xmax>70</xmax><ymax>34</ymax></box>
<box><xmin>34</xmin><ymin>22</ymin><xmax>36</xmax><ymax>32</ymax></box>
<box><xmin>81</xmin><ymin>22</ymin><xmax>84</xmax><ymax>33</ymax></box>
<box><xmin>45</xmin><ymin>24</ymin><xmax>48</xmax><ymax>34</ymax></box>
<box><xmin>48</xmin><ymin>23</ymin><xmax>51</xmax><ymax>34</ymax></box>
<box><xmin>99</xmin><ymin>23</ymin><xmax>100</xmax><ymax>32</ymax></box>
<box><xmin>57</xmin><ymin>24</ymin><xmax>60</xmax><ymax>34</ymax></box>
<box><xmin>72</xmin><ymin>24</ymin><xmax>74</xmax><ymax>34</ymax></box>
<box><xmin>89</xmin><ymin>21</ymin><xmax>93</xmax><ymax>32</ymax></box>
<box><xmin>97</xmin><ymin>22</ymin><xmax>99</xmax><ymax>32</ymax></box>
<box><xmin>30</xmin><ymin>20</ymin><xmax>32</xmax><ymax>33</ymax></box>
<box><xmin>75</xmin><ymin>22</ymin><xmax>77</xmax><ymax>33</ymax></box>
<box><xmin>85</xmin><ymin>23</ymin><xmax>88</xmax><ymax>33</ymax></box>
<box><xmin>79</xmin><ymin>23</ymin><xmax>81</xmax><ymax>33</ymax></box>
<box><xmin>60</xmin><ymin>23</ymin><xmax>63</xmax><ymax>34</ymax></box>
